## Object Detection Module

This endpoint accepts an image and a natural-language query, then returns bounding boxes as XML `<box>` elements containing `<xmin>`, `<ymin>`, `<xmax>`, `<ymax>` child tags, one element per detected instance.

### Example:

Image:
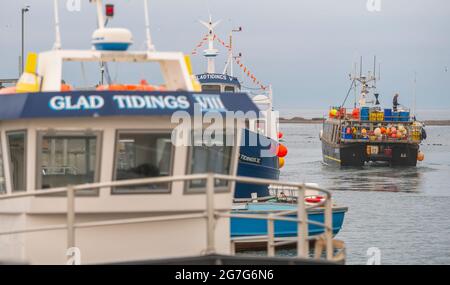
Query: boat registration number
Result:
<box><xmin>367</xmin><ymin>145</ymin><xmax>379</xmax><ymax>155</ymax></box>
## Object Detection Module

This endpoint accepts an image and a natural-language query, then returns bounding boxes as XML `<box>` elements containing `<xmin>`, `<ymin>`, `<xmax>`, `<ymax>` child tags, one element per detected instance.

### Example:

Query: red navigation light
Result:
<box><xmin>105</xmin><ymin>4</ymin><xmax>114</xmax><ymax>17</ymax></box>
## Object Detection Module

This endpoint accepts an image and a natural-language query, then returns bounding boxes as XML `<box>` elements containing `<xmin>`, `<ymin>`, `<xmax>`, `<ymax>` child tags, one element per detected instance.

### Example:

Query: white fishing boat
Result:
<box><xmin>0</xmin><ymin>0</ymin><xmax>345</xmax><ymax>265</ymax></box>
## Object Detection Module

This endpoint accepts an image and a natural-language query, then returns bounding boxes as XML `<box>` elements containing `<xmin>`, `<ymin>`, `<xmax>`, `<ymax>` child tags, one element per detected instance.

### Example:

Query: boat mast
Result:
<box><xmin>143</xmin><ymin>0</ymin><xmax>155</xmax><ymax>51</ymax></box>
<box><xmin>199</xmin><ymin>15</ymin><xmax>220</xmax><ymax>74</ymax></box>
<box><xmin>413</xmin><ymin>71</ymin><xmax>417</xmax><ymax>118</ymax></box>
<box><xmin>223</xmin><ymin>32</ymin><xmax>233</xmax><ymax>76</ymax></box>
<box><xmin>351</xmin><ymin>56</ymin><xmax>377</xmax><ymax>107</ymax></box>
<box><xmin>91</xmin><ymin>0</ymin><xmax>106</xmax><ymax>29</ymax></box>
<box><xmin>52</xmin><ymin>0</ymin><xmax>62</xmax><ymax>50</ymax></box>
<box><xmin>223</xmin><ymin>27</ymin><xmax>242</xmax><ymax>76</ymax></box>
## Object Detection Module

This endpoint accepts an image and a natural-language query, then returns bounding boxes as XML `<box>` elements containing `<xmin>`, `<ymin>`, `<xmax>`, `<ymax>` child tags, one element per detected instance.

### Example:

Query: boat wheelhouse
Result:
<box><xmin>0</xmin><ymin>0</ymin><xmax>346</xmax><ymax>265</ymax></box>
<box><xmin>193</xmin><ymin>17</ymin><xmax>282</xmax><ymax>201</ymax></box>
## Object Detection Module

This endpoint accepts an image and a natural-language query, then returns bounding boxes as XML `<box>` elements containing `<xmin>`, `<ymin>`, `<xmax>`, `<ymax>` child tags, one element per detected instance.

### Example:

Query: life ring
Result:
<box><xmin>0</xmin><ymin>86</ymin><xmax>17</xmax><ymax>95</ymax></box>
<box><xmin>61</xmin><ymin>84</ymin><xmax>73</xmax><ymax>92</ymax></box>
<box><xmin>96</xmin><ymin>84</ymin><xmax>166</xmax><ymax>92</ymax></box>
<box><xmin>305</xmin><ymin>195</ymin><xmax>324</xmax><ymax>203</ymax></box>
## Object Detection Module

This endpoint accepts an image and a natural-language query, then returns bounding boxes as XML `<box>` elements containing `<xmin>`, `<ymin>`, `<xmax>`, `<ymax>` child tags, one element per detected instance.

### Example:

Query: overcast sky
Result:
<box><xmin>0</xmin><ymin>0</ymin><xmax>449</xmax><ymax>111</ymax></box>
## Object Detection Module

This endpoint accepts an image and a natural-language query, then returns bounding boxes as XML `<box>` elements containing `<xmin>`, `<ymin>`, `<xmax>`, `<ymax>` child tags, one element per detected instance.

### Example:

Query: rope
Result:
<box><xmin>190</xmin><ymin>34</ymin><xmax>209</xmax><ymax>55</ymax></box>
<box><xmin>190</xmin><ymin>32</ymin><xmax>268</xmax><ymax>90</ymax></box>
<box><xmin>212</xmin><ymin>33</ymin><xmax>267</xmax><ymax>90</ymax></box>
<box><xmin>340</xmin><ymin>79</ymin><xmax>356</xmax><ymax>109</ymax></box>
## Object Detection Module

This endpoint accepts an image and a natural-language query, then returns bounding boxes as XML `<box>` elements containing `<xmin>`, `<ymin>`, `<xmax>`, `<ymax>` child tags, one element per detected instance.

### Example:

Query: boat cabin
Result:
<box><xmin>0</xmin><ymin>38</ymin><xmax>263</xmax><ymax>264</ymax></box>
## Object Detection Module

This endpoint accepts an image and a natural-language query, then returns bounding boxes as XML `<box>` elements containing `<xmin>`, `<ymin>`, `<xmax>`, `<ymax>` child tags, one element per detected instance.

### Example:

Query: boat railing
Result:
<box><xmin>0</xmin><ymin>174</ymin><xmax>343</xmax><ymax>264</ymax></box>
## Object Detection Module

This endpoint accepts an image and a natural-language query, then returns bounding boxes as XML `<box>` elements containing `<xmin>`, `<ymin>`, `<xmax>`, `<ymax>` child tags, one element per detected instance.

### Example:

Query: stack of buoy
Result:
<box><xmin>329</xmin><ymin>109</ymin><xmax>338</xmax><ymax>118</ymax></box>
<box><xmin>277</xmin><ymin>132</ymin><xmax>288</xmax><ymax>169</ymax></box>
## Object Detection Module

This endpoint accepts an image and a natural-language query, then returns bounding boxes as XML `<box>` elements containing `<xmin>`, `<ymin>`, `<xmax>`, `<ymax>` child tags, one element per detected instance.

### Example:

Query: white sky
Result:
<box><xmin>0</xmin><ymin>0</ymin><xmax>449</xmax><ymax>111</ymax></box>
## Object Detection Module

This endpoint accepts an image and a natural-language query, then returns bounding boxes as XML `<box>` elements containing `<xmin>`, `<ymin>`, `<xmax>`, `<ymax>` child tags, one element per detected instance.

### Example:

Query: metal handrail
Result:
<box><xmin>0</xmin><ymin>173</ymin><xmax>337</xmax><ymax>262</ymax></box>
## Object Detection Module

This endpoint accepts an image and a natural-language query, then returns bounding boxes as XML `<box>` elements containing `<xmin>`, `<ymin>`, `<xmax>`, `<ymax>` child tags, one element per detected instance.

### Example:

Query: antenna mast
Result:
<box><xmin>90</xmin><ymin>0</ymin><xmax>106</xmax><ymax>29</ymax></box>
<box><xmin>413</xmin><ymin>71</ymin><xmax>417</xmax><ymax>117</ymax></box>
<box><xmin>373</xmin><ymin>55</ymin><xmax>377</xmax><ymax>87</ymax></box>
<box><xmin>53</xmin><ymin>0</ymin><xmax>62</xmax><ymax>49</ymax></box>
<box><xmin>143</xmin><ymin>0</ymin><xmax>155</xmax><ymax>51</ymax></box>
<box><xmin>199</xmin><ymin>15</ymin><xmax>220</xmax><ymax>74</ymax></box>
<box><xmin>351</xmin><ymin>56</ymin><xmax>377</xmax><ymax>107</ymax></box>
<box><xmin>223</xmin><ymin>26</ymin><xmax>242</xmax><ymax>76</ymax></box>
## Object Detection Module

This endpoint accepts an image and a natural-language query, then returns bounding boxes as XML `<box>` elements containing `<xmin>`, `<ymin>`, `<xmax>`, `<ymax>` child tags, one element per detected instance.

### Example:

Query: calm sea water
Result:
<box><xmin>279</xmin><ymin>123</ymin><xmax>450</xmax><ymax>265</ymax></box>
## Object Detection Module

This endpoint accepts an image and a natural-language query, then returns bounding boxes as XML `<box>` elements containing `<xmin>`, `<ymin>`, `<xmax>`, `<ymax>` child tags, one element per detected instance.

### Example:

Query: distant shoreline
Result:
<box><xmin>279</xmin><ymin>117</ymin><xmax>450</xmax><ymax>126</ymax></box>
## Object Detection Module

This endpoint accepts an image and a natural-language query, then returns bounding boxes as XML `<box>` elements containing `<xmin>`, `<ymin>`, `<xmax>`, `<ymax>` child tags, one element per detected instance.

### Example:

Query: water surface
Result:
<box><xmin>279</xmin><ymin>124</ymin><xmax>450</xmax><ymax>264</ymax></box>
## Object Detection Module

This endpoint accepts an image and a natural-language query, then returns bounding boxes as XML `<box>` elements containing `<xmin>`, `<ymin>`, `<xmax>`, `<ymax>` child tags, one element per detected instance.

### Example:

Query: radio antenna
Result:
<box><xmin>378</xmin><ymin>63</ymin><xmax>381</xmax><ymax>81</ymax></box>
<box><xmin>53</xmin><ymin>0</ymin><xmax>62</xmax><ymax>49</ymax></box>
<box><xmin>373</xmin><ymin>55</ymin><xmax>377</xmax><ymax>86</ymax></box>
<box><xmin>360</xmin><ymin>56</ymin><xmax>363</xmax><ymax>77</ymax></box>
<box><xmin>143</xmin><ymin>0</ymin><xmax>155</xmax><ymax>51</ymax></box>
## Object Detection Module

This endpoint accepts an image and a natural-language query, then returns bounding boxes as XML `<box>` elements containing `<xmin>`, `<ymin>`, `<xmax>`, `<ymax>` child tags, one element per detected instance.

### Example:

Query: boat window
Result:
<box><xmin>201</xmin><ymin>85</ymin><xmax>221</xmax><ymax>93</ymax></box>
<box><xmin>224</xmin><ymin>86</ymin><xmax>235</xmax><ymax>92</ymax></box>
<box><xmin>7</xmin><ymin>131</ymin><xmax>27</xmax><ymax>192</ymax></box>
<box><xmin>37</xmin><ymin>132</ymin><xmax>100</xmax><ymax>191</ymax></box>
<box><xmin>113</xmin><ymin>132</ymin><xmax>173</xmax><ymax>194</ymax></box>
<box><xmin>0</xmin><ymin>136</ymin><xmax>6</xmax><ymax>194</ymax></box>
<box><xmin>187</xmin><ymin>131</ymin><xmax>234</xmax><ymax>192</ymax></box>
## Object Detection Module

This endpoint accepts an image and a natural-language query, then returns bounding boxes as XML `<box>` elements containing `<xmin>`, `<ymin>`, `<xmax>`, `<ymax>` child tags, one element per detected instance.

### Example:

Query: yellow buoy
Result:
<box><xmin>279</xmin><ymin>157</ymin><xmax>285</xmax><ymax>168</ymax></box>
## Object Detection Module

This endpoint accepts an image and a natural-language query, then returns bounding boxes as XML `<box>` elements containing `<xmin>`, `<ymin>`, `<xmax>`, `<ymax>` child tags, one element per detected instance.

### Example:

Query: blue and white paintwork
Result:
<box><xmin>235</xmin><ymin>129</ymin><xmax>280</xmax><ymax>199</ymax></box>
<box><xmin>231</xmin><ymin>203</ymin><xmax>347</xmax><ymax>237</ymax></box>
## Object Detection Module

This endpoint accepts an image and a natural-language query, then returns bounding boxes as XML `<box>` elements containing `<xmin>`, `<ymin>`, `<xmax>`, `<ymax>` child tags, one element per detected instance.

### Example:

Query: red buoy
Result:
<box><xmin>276</xmin><ymin>144</ymin><xmax>288</xmax><ymax>158</ymax></box>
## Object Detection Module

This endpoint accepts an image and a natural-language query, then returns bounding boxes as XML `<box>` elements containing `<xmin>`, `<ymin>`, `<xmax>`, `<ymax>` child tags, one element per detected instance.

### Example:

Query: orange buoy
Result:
<box><xmin>276</xmin><ymin>144</ymin><xmax>288</xmax><ymax>158</ymax></box>
<box><xmin>352</xmin><ymin>108</ymin><xmax>360</xmax><ymax>119</ymax></box>
<box><xmin>60</xmin><ymin>84</ymin><xmax>72</xmax><ymax>92</ymax></box>
<box><xmin>417</xmin><ymin>151</ymin><xmax>424</xmax><ymax>161</ymax></box>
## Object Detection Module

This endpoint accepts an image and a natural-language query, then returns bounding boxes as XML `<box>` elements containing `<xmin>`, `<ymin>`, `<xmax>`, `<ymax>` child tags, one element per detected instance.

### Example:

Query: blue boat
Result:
<box><xmin>193</xmin><ymin>16</ymin><xmax>346</xmax><ymax>239</ymax></box>
<box><xmin>231</xmin><ymin>203</ymin><xmax>347</xmax><ymax>237</ymax></box>
<box><xmin>194</xmin><ymin>18</ymin><xmax>281</xmax><ymax>201</ymax></box>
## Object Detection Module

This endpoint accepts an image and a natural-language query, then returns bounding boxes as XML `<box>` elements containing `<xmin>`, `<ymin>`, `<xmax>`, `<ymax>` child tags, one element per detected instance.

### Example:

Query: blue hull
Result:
<box><xmin>235</xmin><ymin>129</ymin><xmax>280</xmax><ymax>199</ymax></box>
<box><xmin>231</xmin><ymin>203</ymin><xmax>347</xmax><ymax>237</ymax></box>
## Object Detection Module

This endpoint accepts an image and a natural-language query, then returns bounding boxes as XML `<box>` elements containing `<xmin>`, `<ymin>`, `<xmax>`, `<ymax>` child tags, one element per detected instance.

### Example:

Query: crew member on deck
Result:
<box><xmin>393</xmin><ymin>93</ymin><xmax>400</xmax><ymax>112</ymax></box>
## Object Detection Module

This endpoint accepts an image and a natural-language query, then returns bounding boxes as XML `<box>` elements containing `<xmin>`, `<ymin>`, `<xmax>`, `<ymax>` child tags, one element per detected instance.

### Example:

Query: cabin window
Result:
<box><xmin>37</xmin><ymin>132</ymin><xmax>100</xmax><ymax>191</ymax></box>
<box><xmin>201</xmin><ymin>85</ymin><xmax>221</xmax><ymax>93</ymax></box>
<box><xmin>187</xmin><ymin>131</ymin><xmax>234</xmax><ymax>191</ymax></box>
<box><xmin>0</xmin><ymin>136</ymin><xmax>6</xmax><ymax>194</ymax></box>
<box><xmin>112</xmin><ymin>131</ymin><xmax>173</xmax><ymax>194</ymax></box>
<box><xmin>224</xmin><ymin>86</ymin><xmax>235</xmax><ymax>92</ymax></box>
<box><xmin>7</xmin><ymin>131</ymin><xmax>27</xmax><ymax>192</ymax></box>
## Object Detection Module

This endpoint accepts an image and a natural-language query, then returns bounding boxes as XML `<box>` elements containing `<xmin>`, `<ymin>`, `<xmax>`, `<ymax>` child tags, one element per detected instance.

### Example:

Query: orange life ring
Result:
<box><xmin>96</xmin><ymin>84</ymin><xmax>166</xmax><ymax>92</ymax></box>
<box><xmin>60</xmin><ymin>84</ymin><xmax>73</xmax><ymax>92</ymax></box>
<box><xmin>0</xmin><ymin>86</ymin><xmax>17</xmax><ymax>95</ymax></box>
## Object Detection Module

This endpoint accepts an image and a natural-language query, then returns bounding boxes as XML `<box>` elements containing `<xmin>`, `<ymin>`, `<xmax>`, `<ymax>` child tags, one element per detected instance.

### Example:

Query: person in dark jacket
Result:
<box><xmin>393</xmin><ymin>93</ymin><xmax>400</xmax><ymax>112</ymax></box>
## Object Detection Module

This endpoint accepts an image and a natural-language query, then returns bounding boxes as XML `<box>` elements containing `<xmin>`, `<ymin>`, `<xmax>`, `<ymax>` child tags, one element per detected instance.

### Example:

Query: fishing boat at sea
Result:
<box><xmin>0</xmin><ymin>0</ymin><xmax>346</xmax><ymax>264</ymax></box>
<box><xmin>190</xmin><ymin>16</ymin><xmax>347</xmax><ymax>242</ymax></box>
<box><xmin>321</xmin><ymin>58</ymin><xmax>427</xmax><ymax>167</ymax></box>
